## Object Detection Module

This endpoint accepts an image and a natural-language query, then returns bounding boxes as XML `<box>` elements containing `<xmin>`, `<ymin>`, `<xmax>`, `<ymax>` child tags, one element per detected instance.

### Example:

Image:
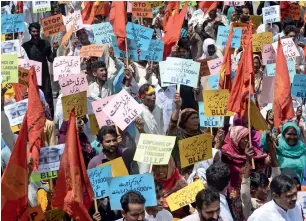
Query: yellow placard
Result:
<box><xmin>1</xmin><ymin>54</ymin><xmax>18</xmax><ymax>83</ymax></box>
<box><xmin>249</xmin><ymin>102</ymin><xmax>269</xmax><ymax>131</ymax></box>
<box><xmin>252</xmin><ymin>32</ymin><xmax>273</xmax><ymax>53</ymax></box>
<box><xmin>44</xmin><ymin>208</ymin><xmax>65</xmax><ymax>221</ymax></box>
<box><xmin>167</xmin><ymin>180</ymin><xmax>205</xmax><ymax>211</ymax></box>
<box><xmin>133</xmin><ymin>134</ymin><xmax>176</xmax><ymax>165</ymax></box>
<box><xmin>179</xmin><ymin>134</ymin><xmax>213</xmax><ymax>168</ymax></box>
<box><xmin>203</xmin><ymin>89</ymin><xmax>234</xmax><ymax>117</ymax></box>
<box><xmin>61</xmin><ymin>91</ymin><xmax>87</xmax><ymax>120</ymax></box>
<box><xmin>97</xmin><ymin>157</ymin><xmax>129</xmax><ymax>177</ymax></box>
<box><xmin>89</xmin><ymin>114</ymin><xmax>100</xmax><ymax>136</ymax></box>
<box><xmin>28</xmin><ymin>205</ymin><xmax>46</xmax><ymax>221</ymax></box>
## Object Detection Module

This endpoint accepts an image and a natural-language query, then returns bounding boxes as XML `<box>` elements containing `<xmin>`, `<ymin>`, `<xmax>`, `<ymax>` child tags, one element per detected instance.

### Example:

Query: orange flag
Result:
<box><xmin>199</xmin><ymin>1</ymin><xmax>217</xmax><ymax>14</ymax></box>
<box><xmin>27</xmin><ymin>66</ymin><xmax>46</xmax><ymax>171</ymax></box>
<box><xmin>52</xmin><ymin>110</ymin><xmax>94</xmax><ymax>221</ymax></box>
<box><xmin>1</xmin><ymin>116</ymin><xmax>28</xmax><ymax>221</ymax></box>
<box><xmin>163</xmin><ymin>1</ymin><xmax>179</xmax><ymax>33</ymax></box>
<box><xmin>227</xmin><ymin>22</ymin><xmax>255</xmax><ymax>117</ymax></box>
<box><xmin>82</xmin><ymin>2</ymin><xmax>96</xmax><ymax>25</ymax></box>
<box><xmin>109</xmin><ymin>2</ymin><xmax>127</xmax><ymax>51</ymax></box>
<box><xmin>219</xmin><ymin>26</ymin><xmax>233</xmax><ymax>90</ymax></box>
<box><xmin>273</xmin><ymin>38</ymin><xmax>295</xmax><ymax>129</ymax></box>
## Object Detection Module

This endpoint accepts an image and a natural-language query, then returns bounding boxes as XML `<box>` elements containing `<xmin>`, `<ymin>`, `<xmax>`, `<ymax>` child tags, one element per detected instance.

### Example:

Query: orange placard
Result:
<box><xmin>79</xmin><ymin>44</ymin><xmax>105</xmax><ymax>57</ymax></box>
<box><xmin>60</xmin><ymin>24</ymin><xmax>75</xmax><ymax>48</ymax></box>
<box><xmin>41</xmin><ymin>14</ymin><xmax>65</xmax><ymax>37</ymax></box>
<box><xmin>132</xmin><ymin>1</ymin><xmax>153</xmax><ymax>18</ymax></box>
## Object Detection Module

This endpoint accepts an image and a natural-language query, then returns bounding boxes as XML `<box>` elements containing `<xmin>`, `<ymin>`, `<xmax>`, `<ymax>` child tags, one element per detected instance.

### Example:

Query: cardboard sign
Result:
<box><xmin>103</xmin><ymin>89</ymin><xmax>143</xmax><ymax>130</ymax></box>
<box><xmin>252</xmin><ymin>32</ymin><xmax>273</xmax><ymax>52</ymax></box>
<box><xmin>32</xmin><ymin>1</ymin><xmax>51</xmax><ymax>13</ymax></box>
<box><xmin>2</xmin><ymin>54</ymin><xmax>18</xmax><ymax>83</ymax></box>
<box><xmin>179</xmin><ymin>134</ymin><xmax>213</xmax><ymax>168</ymax></box>
<box><xmin>262</xmin><ymin>44</ymin><xmax>276</xmax><ymax>65</ymax></box>
<box><xmin>18</xmin><ymin>59</ymin><xmax>42</xmax><ymax>86</ymax></box>
<box><xmin>198</xmin><ymin>102</ymin><xmax>224</xmax><ymax>128</ymax></box>
<box><xmin>59</xmin><ymin>73</ymin><xmax>88</xmax><ymax>96</ymax></box>
<box><xmin>272</xmin><ymin>38</ymin><xmax>300</xmax><ymax>60</ymax></box>
<box><xmin>89</xmin><ymin>114</ymin><xmax>100</xmax><ymax>136</ymax></box>
<box><xmin>203</xmin><ymin>89</ymin><xmax>234</xmax><ymax>116</ymax></box>
<box><xmin>134</xmin><ymin>134</ymin><xmax>176</xmax><ymax>165</ymax></box>
<box><xmin>167</xmin><ymin>180</ymin><xmax>205</xmax><ymax>211</ymax></box>
<box><xmin>63</xmin><ymin>10</ymin><xmax>83</xmax><ymax>32</ymax></box>
<box><xmin>98</xmin><ymin>157</ymin><xmax>129</xmax><ymax>177</ymax></box>
<box><xmin>1</xmin><ymin>14</ymin><xmax>24</xmax><ymax>34</ymax></box>
<box><xmin>53</xmin><ymin>56</ymin><xmax>80</xmax><ymax>81</ymax></box>
<box><xmin>126</xmin><ymin>22</ymin><xmax>154</xmax><ymax>51</ymax></box>
<box><xmin>265</xmin><ymin>60</ymin><xmax>296</xmax><ymax>82</ymax></box>
<box><xmin>88</xmin><ymin>165</ymin><xmax>112</xmax><ymax>199</ymax></box>
<box><xmin>92</xmin><ymin>95</ymin><xmax>115</xmax><ymax>128</ymax></box>
<box><xmin>1</xmin><ymin>39</ymin><xmax>21</xmax><ymax>57</ymax></box>
<box><xmin>112</xmin><ymin>36</ymin><xmax>139</xmax><ymax>61</ymax></box>
<box><xmin>132</xmin><ymin>1</ymin><xmax>153</xmax><ymax>18</ymax></box>
<box><xmin>292</xmin><ymin>75</ymin><xmax>306</xmax><ymax>98</ymax></box>
<box><xmin>28</xmin><ymin>205</ymin><xmax>46</xmax><ymax>221</ymax></box>
<box><xmin>41</xmin><ymin>14</ymin><xmax>65</xmax><ymax>37</ymax></box>
<box><xmin>139</xmin><ymin>39</ymin><xmax>164</xmax><ymax>61</ymax></box>
<box><xmin>262</xmin><ymin>5</ymin><xmax>280</xmax><ymax>24</ymax></box>
<box><xmin>61</xmin><ymin>91</ymin><xmax>87</xmax><ymax>120</ymax></box>
<box><xmin>44</xmin><ymin>209</ymin><xmax>65</xmax><ymax>221</ymax></box>
<box><xmin>60</xmin><ymin>24</ymin><xmax>75</xmax><ymax>47</ymax></box>
<box><xmin>207</xmin><ymin>57</ymin><xmax>223</xmax><ymax>76</ymax></box>
<box><xmin>92</xmin><ymin>22</ymin><xmax>114</xmax><ymax>45</ymax></box>
<box><xmin>18</xmin><ymin>67</ymin><xmax>30</xmax><ymax>93</ymax></box>
<box><xmin>108</xmin><ymin>174</ymin><xmax>157</xmax><ymax>210</ymax></box>
<box><xmin>198</xmin><ymin>58</ymin><xmax>212</xmax><ymax>77</ymax></box>
<box><xmin>79</xmin><ymin>44</ymin><xmax>105</xmax><ymax>57</ymax></box>
<box><xmin>30</xmin><ymin>171</ymin><xmax>58</xmax><ymax>182</ymax></box>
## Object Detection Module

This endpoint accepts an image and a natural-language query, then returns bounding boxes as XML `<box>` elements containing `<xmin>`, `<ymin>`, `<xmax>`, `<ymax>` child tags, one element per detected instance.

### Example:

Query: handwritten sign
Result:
<box><xmin>272</xmin><ymin>38</ymin><xmax>300</xmax><ymax>60</ymax></box>
<box><xmin>265</xmin><ymin>60</ymin><xmax>296</xmax><ymax>82</ymax></box>
<box><xmin>216</xmin><ymin>26</ymin><xmax>242</xmax><ymax>48</ymax></box>
<box><xmin>207</xmin><ymin>57</ymin><xmax>222</xmax><ymax>76</ymax></box>
<box><xmin>126</xmin><ymin>22</ymin><xmax>154</xmax><ymax>51</ymax></box>
<box><xmin>92</xmin><ymin>22</ymin><xmax>114</xmax><ymax>45</ymax></box>
<box><xmin>61</xmin><ymin>91</ymin><xmax>87</xmax><ymax>120</ymax></box>
<box><xmin>63</xmin><ymin>10</ymin><xmax>83</xmax><ymax>32</ymax></box>
<box><xmin>88</xmin><ymin>165</ymin><xmax>112</xmax><ymax>199</ymax></box>
<box><xmin>60</xmin><ymin>24</ymin><xmax>75</xmax><ymax>47</ymax></box>
<box><xmin>30</xmin><ymin>171</ymin><xmax>58</xmax><ymax>182</ymax></box>
<box><xmin>18</xmin><ymin>67</ymin><xmax>30</xmax><ymax>93</ymax></box>
<box><xmin>1</xmin><ymin>14</ymin><xmax>24</xmax><ymax>34</ymax></box>
<box><xmin>203</xmin><ymin>89</ymin><xmax>234</xmax><ymax>116</ymax></box>
<box><xmin>262</xmin><ymin>44</ymin><xmax>276</xmax><ymax>65</ymax></box>
<box><xmin>108</xmin><ymin>173</ymin><xmax>157</xmax><ymax>210</ymax></box>
<box><xmin>91</xmin><ymin>95</ymin><xmax>115</xmax><ymax>128</ymax></box>
<box><xmin>112</xmin><ymin>36</ymin><xmax>138</xmax><ymax>61</ymax></box>
<box><xmin>28</xmin><ymin>205</ymin><xmax>46</xmax><ymax>221</ymax></box>
<box><xmin>44</xmin><ymin>209</ymin><xmax>65</xmax><ymax>221</ymax></box>
<box><xmin>132</xmin><ymin>1</ymin><xmax>153</xmax><ymax>18</ymax></box>
<box><xmin>292</xmin><ymin>75</ymin><xmax>306</xmax><ymax>98</ymax></box>
<box><xmin>134</xmin><ymin>134</ymin><xmax>176</xmax><ymax>165</ymax></box>
<box><xmin>179</xmin><ymin>134</ymin><xmax>212</xmax><ymax>168</ymax></box>
<box><xmin>53</xmin><ymin>56</ymin><xmax>80</xmax><ymax>81</ymax></box>
<box><xmin>262</xmin><ymin>6</ymin><xmax>280</xmax><ymax>24</ymax></box>
<box><xmin>167</xmin><ymin>180</ymin><xmax>205</xmax><ymax>211</ymax></box>
<box><xmin>1</xmin><ymin>39</ymin><xmax>21</xmax><ymax>57</ymax></box>
<box><xmin>139</xmin><ymin>40</ymin><xmax>164</xmax><ymax>61</ymax></box>
<box><xmin>198</xmin><ymin>102</ymin><xmax>224</xmax><ymax>127</ymax></box>
<box><xmin>161</xmin><ymin>57</ymin><xmax>200</xmax><ymax>88</ymax></box>
<box><xmin>41</xmin><ymin>14</ymin><xmax>65</xmax><ymax>37</ymax></box>
<box><xmin>18</xmin><ymin>59</ymin><xmax>42</xmax><ymax>86</ymax></box>
<box><xmin>59</xmin><ymin>73</ymin><xmax>88</xmax><ymax>96</ymax></box>
<box><xmin>79</xmin><ymin>44</ymin><xmax>105</xmax><ymax>57</ymax></box>
<box><xmin>252</xmin><ymin>32</ymin><xmax>273</xmax><ymax>52</ymax></box>
<box><xmin>2</xmin><ymin>54</ymin><xmax>18</xmax><ymax>83</ymax></box>
<box><xmin>98</xmin><ymin>157</ymin><xmax>129</xmax><ymax>177</ymax></box>
<box><xmin>198</xmin><ymin>58</ymin><xmax>212</xmax><ymax>77</ymax></box>
<box><xmin>103</xmin><ymin>89</ymin><xmax>143</xmax><ymax>130</ymax></box>
<box><xmin>32</xmin><ymin>1</ymin><xmax>51</xmax><ymax>13</ymax></box>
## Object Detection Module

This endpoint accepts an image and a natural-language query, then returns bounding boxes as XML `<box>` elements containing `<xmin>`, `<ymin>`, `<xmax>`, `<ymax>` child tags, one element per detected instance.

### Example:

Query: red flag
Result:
<box><xmin>273</xmin><ymin>38</ymin><xmax>295</xmax><ymax>129</ymax></box>
<box><xmin>1</xmin><ymin>116</ymin><xmax>28</xmax><ymax>221</ymax></box>
<box><xmin>198</xmin><ymin>1</ymin><xmax>216</xmax><ymax>13</ymax></box>
<box><xmin>82</xmin><ymin>2</ymin><xmax>96</xmax><ymax>24</ymax></box>
<box><xmin>27</xmin><ymin>66</ymin><xmax>46</xmax><ymax>171</ymax></box>
<box><xmin>109</xmin><ymin>2</ymin><xmax>127</xmax><ymax>51</ymax></box>
<box><xmin>219</xmin><ymin>26</ymin><xmax>234</xmax><ymax>90</ymax></box>
<box><xmin>227</xmin><ymin>22</ymin><xmax>255</xmax><ymax>116</ymax></box>
<box><xmin>163</xmin><ymin>1</ymin><xmax>179</xmax><ymax>33</ymax></box>
<box><xmin>52</xmin><ymin>110</ymin><xmax>94</xmax><ymax>221</ymax></box>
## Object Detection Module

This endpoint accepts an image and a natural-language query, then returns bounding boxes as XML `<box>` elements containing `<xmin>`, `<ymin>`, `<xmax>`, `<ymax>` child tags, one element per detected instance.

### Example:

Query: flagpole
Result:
<box><xmin>248</xmin><ymin>76</ymin><xmax>255</xmax><ymax>169</ymax></box>
<box><xmin>175</xmin><ymin>41</ymin><xmax>180</xmax><ymax>93</ymax></box>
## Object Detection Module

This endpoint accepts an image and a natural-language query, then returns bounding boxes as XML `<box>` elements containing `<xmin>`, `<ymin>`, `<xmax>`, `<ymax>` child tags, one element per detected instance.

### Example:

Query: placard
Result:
<box><xmin>224</xmin><ymin>1</ymin><xmax>245</xmax><ymax>6</ymax></box>
<box><xmin>92</xmin><ymin>95</ymin><xmax>115</xmax><ymax>128</ymax></box>
<box><xmin>232</xmin><ymin>23</ymin><xmax>248</xmax><ymax>47</ymax></box>
<box><xmin>252</xmin><ymin>32</ymin><xmax>273</xmax><ymax>52</ymax></box>
<box><xmin>216</xmin><ymin>26</ymin><xmax>242</xmax><ymax>48</ymax></box>
<box><xmin>30</xmin><ymin>171</ymin><xmax>58</xmax><ymax>182</ymax></box>
<box><xmin>18</xmin><ymin>59</ymin><xmax>42</xmax><ymax>86</ymax></box>
<box><xmin>198</xmin><ymin>58</ymin><xmax>212</xmax><ymax>77</ymax></box>
<box><xmin>203</xmin><ymin>89</ymin><xmax>234</xmax><ymax>116</ymax></box>
<box><xmin>179</xmin><ymin>134</ymin><xmax>213</xmax><ymax>168</ymax></box>
<box><xmin>112</xmin><ymin>36</ymin><xmax>139</xmax><ymax>61</ymax></box>
<box><xmin>44</xmin><ymin>209</ymin><xmax>65</xmax><ymax>221</ymax></box>
<box><xmin>63</xmin><ymin>10</ymin><xmax>83</xmax><ymax>32</ymax></box>
<box><xmin>98</xmin><ymin>157</ymin><xmax>129</xmax><ymax>177</ymax></box>
<box><xmin>4</xmin><ymin>99</ymin><xmax>28</xmax><ymax>126</ymax></box>
<box><xmin>59</xmin><ymin>73</ymin><xmax>89</xmax><ymax>96</ymax></box>
<box><xmin>166</xmin><ymin>180</ymin><xmax>205</xmax><ymax>211</ymax></box>
<box><xmin>41</xmin><ymin>14</ymin><xmax>65</xmax><ymax>37</ymax></box>
<box><xmin>92</xmin><ymin>22</ymin><xmax>114</xmax><ymax>45</ymax></box>
<box><xmin>207</xmin><ymin>57</ymin><xmax>223</xmax><ymax>76</ymax></box>
<box><xmin>88</xmin><ymin>114</ymin><xmax>99</xmax><ymax>136</ymax></box>
<box><xmin>88</xmin><ymin>165</ymin><xmax>112</xmax><ymax>199</ymax></box>
<box><xmin>262</xmin><ymin>5</ymin><xmax>280</xmax><ymax>24</ymax></box>
<box><xmin>259</xmin><ymin>76</ymin><xmax>274</xmax><ymax>105</ymax></box>
<box><xmin>272</xmin><ymin>38</ymin><xmax>300</xmax><ymax>60</ymax></box>
<box><xmin>126</xmin><ymin>22</ymin><xmax>154</xmax><ymax>51</ymax></box>
<box><xmin>132</xmin><ymin>1</ymin><xmax>153</xmax><ymax>18</ymax></box>
<box><xmin>60</xmin><ymin>24</ymin><xmax>75</xmax><ymax>47</ymax></box>
<box><xmin>61</xmin><ymin>91</ymin><xmax>87</xmax><ymax>120</ymax></box>
<box><xmin>292</xmin><ymin>75</ymin><xmax>306</xmax><ymax>98</ymax></box>
<box><xmin>102</xmin><ymin>89</ymin><xmax>143</xmax><ymax>130</ymax></box>
<box><xmin>32</xmin><ymin>1</ymin><xmax>51</xmax><ymax>13</ymax></box>
<box><xmin>265</xmin><ymin>60</ymin><xmax>296</xmax><ymax>82</ymax></box>
<box><xmin>134</xmin><ymin>134</ymin><xmax>176</xmax><ymax>165</ymax></box>
<box><xmin>188</xmin><ymin>9</ymin><xmax>204</xmax><ymax>26</ymax></box>
<box><xmin>108</xmin><ymin>174</ymin><xmax>157</xmax><ymax>210</ymax></box>
<box><xmin>79</xmin><ymin>44</ymin><xmax>105</xmax><ymax>57</ymax></box>
<box><xmin>139</xmin><ymin>39</ymin><xmax>164</xmax><ymax>61</ymax></box>
<box><xmin>1</xmin><ymin>14</ymin><xmax>24</xmax><ymax>34</ymax></box>
<box><xmin>2</xmin><ymin>54</ymin><xmax>18</xmax><ymax>83</ymax></box>
<box><xmin>198</xmin><ymin>102</ymin><xmax>224</xmax><ymax>127</ymax></box>
<box><xmin>1</xmin><ymin>39</ymin><xmax>21</xmax><ymax>57</ymax></box>
<box><xmin>262</xmin><ymin>44</ymin><xmax>276</xmax><ymax>65</ymax></box>
<box><xmin>28</xmin><ymin>205</ymin><xmax>46</xmax><ymax>221</ymax></box>
<box><xmin>53</xmin><ymin>56</ymin><xmax>80</xmax><ymax>81</ymax></box>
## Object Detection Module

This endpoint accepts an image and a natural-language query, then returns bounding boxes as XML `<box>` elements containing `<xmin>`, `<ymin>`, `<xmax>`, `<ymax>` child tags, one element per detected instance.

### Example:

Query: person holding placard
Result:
<box><xmin>253</xmin><ymin>55</ymin><xmax>265</xmax><ymax>105</ymax></box>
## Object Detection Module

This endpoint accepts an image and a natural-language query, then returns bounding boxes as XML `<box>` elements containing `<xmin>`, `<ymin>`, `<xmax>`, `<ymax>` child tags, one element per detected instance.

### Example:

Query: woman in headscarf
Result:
<box><xmin>200</xmin><ymin>38</ymin><xmax>218</xmax><ymax>59</ymax></box>
<box><xmin>226</xmin><ymin>7</ymin><xmax>238</xmax><ymax>25</ymax></box>
<box><xmin>261</xmin><ymin>122</ymin><xmax>306</xmax><ymax>183</ymax></box>
<box><xmin>253</xmin><ymin>55</ymin><xmax>265</xmax><ymax>105</ymax></box>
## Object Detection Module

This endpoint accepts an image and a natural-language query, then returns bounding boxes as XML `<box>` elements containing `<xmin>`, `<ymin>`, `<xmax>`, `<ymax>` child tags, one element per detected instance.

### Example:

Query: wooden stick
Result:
<box><xmin>210</xmin><ymin>128</ymin><xmax>213</xmax><ymax>136</ymax></box>
<box><xmin>94</xmin><ymin>199</ymin><xmax>99</xmax><ymax>213</ymax></box>
<box><xmin>149</xmin><ymin>164</ymin><xmax>153</xmax><ymax>173</ymax></box>
<box><xmin>248</xmin><ymin>76</ymin><xmax>255</xmax><ymax>169</ymax></box>
<box><xmin>125</xmin><ymin>38</ymin><xmax>129</xmax><ymax>67</ymax></box>
<box><xmin>49</xmin><ymin>179</ymin><xmax>53</xmax><ymax>191</ymax></box>
<box><xmin>177</xmin><ymin>84</ymin><xmax>180</xmax><ymax>93</ymax></box>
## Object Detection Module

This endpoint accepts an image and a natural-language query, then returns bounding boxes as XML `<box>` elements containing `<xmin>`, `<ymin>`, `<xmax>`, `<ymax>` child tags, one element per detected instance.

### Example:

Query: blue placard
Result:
<box><xmin>108</xmin><ymin>173</ymin><xmax>157</xmax><ymax>210</ymax></box>
<box><xmin>207</xmin><ymin>75</ymin><xmax>220</xmax><ymax>90</ymax></box>
<box><xmin>87</xmin><ymin>165</ymin><xmax>112</xmax><ymax>199</ymax></box>
<box><xmin>231</xmin><ymin>28</ymin><xmax>242</xmax><ymax>49</ymax></box>
<box><xmin>92</xmin><ymin>22</ymin><xmax>114</xmax><ymax>45</ymax></box>
<box><xmin>273</xmin><ymin>32</ymin><xmax>285</xmax><ymax>42</ymax></box>
<box><xmin>1</xmin><ymin>14</ymin><xmax>24</xmax><ymax>34</ymax></box>
<box><xmin>265</xmin><ymin>60</ymin><xmax>296</xmax><ymax>82</ymax></box>
<box><xmin>199</xmin><ymin>102</ymin><xmax>224</xmax><ymax>127</ymax></box>
<box><xmin>126</xmin><ymin>22</ymin><xmax>154</xmax><ymax>51</ymax></box>
<box><xmin>112</xmin><ymin>36</ymin><xmax>139</xmax><ymax>61</ymax></box>
<box><xmin>292</xmin><ymin>75</ymin><xmax>306</xmax><ymax>98</ymax></box>
<box><xmin>139</xmin><ymin>40</ymin><xmax>164</xmax><ymax>61</ymax></box>
<box><xmin>216</xmin><ymin>26</ymin><xmax>241</xmax><ymax>48</ymax></box>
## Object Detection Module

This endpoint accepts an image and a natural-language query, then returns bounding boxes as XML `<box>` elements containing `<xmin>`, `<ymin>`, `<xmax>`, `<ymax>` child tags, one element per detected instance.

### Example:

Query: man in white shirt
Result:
<box><xmin>206</xmin><ymin>162</ymin><xmax>234</xmax><ymax>221</ymax></box>
<box><xmin>248</xmin><ymin>175</ymin><xmax>303</xmax><ymax>221</ymax></box>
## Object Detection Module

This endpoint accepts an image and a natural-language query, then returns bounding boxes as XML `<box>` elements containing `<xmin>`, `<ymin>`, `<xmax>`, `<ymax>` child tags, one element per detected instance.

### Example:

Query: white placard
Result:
<box><xmin>53</xmin><ymin>56</ymin><xmax>81</xmax><ymax>81</ymax></box>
